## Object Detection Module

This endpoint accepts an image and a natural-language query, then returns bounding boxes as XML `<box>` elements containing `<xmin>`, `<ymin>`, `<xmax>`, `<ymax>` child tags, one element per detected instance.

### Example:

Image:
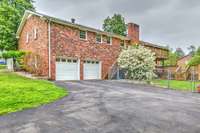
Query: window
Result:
<box><xmin>96</xmin><ymin>34</ymin><xmax>102</xmax><ymax>43</ymax></box>
<box><xmin>26</xmin><ymin>33</ymin><xmax>29</xmax><ymax>44</ymax></box>
<box><xmin>33</xmin><ymin>28</ymin><xmax>38</xmax><ymax>40</ymax></box>
<box><xmin>61</xmin><ymin>58</ymin><xmax>66</xmax><ymax>62</ymax></box>
<box><xmin>120</xmin><ymin>40</ymin><xmax>124</xmax><ymax>48</ymax></box>
<box><xmin>67</xmin><ymin>59</ymin><xmax>72</xmax><ymax>62</ymax></box>
<box><xmin>106</xmin><ymin>36</ymin><xmax>112</xmax><ymax>44</ymax></box>
<box><xmin>56</xmin><ymin>58</ymin><xmax>60</xmax><ymax>62</ymax></box>
<box><xmin>79</xmin><ymin>30</ymin><xmax>87</xmax><ymax>40</ymax></box>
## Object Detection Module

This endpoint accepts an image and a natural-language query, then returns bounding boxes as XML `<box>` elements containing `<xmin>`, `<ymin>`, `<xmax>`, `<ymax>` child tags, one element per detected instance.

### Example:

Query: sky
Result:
<box><xmin>34</xmin><ymin>0</ymin><xmax>200</xmax><ymax>54</ymax></box>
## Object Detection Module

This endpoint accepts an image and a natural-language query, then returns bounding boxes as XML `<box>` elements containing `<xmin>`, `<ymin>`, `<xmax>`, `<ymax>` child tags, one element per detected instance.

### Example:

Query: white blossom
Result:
<box><xmin>118</xmin><ymin>46</ymin><xmax>156</xmax><ymax>80</ymax></box>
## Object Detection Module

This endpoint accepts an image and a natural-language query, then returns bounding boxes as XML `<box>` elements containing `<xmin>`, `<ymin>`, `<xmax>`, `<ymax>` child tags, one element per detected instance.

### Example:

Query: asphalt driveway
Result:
<box><xmin>0</xmin><ymin>80</ymin><xmax>200</xmax><ymax>133</ymax></box>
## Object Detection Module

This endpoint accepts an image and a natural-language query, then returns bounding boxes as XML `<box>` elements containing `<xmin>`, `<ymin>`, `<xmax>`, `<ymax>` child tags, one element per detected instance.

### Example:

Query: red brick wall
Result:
<box><xmin>20</xmin><ymin>15</ymin><xmax>168</xmax><ymax>80</ymax></box>
<box><xmin>18</xmin><ymin>15</ymin><xmax>49</xmax><ymax>76</ymax></box>
<box><xmin>50</xmin><ymin>23</ymin><xmax>122</xmax><ymax>80</ymax></box>
<box><xmin>128</xmin><ymin>23</ymin><xmax>139</xmax><ymax>44</ymax></box>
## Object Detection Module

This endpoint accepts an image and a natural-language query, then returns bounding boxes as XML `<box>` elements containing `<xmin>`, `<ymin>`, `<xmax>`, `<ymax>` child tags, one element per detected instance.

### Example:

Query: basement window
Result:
<box><xmin>79</xmin><ymin>30</ymin><xmax>87</xmax><ymax>40</ymax></box>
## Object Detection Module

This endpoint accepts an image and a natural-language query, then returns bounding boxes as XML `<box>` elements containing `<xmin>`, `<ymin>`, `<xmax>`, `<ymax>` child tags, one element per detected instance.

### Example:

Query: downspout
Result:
<box><xmin>48</xmin><ymin>20</ymin><xmax>51</xmax><ymax>79</ymax></box>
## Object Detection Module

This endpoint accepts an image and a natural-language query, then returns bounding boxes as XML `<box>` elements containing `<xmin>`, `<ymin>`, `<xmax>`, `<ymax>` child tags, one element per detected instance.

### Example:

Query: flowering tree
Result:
<box><xmin>118</xmin><ymin>45</ymin><xmax>156</xmax><ymax>80</ymax></box>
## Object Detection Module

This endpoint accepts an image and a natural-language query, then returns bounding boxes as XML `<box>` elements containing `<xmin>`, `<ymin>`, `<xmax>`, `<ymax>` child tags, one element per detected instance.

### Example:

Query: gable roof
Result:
<box><xmin>177</xmin><ymin>54</ymin><xmax>192</xmax><ymax>61</ymax></box>
<box><xmin>16</xmin><ymin>10</ymin><xmax>130</xmax><ymax>40</ymax></box>
<box><xmin>16</xmin><ymin>10</ymin><xmax>169</xmax><ymax>51</ymax></box>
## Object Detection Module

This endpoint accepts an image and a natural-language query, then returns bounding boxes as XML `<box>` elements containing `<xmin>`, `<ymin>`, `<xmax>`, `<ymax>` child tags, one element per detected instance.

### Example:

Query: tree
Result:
<box><xmin>0</xmin><ymin>0</ymin><xmax>34</xmax><ymax>51</ymax></box>
<box><xmin>196</xmin><ymin>46</ymin><xmax>200</xmax><ymax>55</ymax></box>
<box><xmin>188</xmin><ymin>55</ymin><xmax>200</xmax><ymax>66</ymax></box>
<box><xmin>188</xmin><ymin>46</ymin><xmax>200</xmax><ymax>67</ymax></box>
<box><xmin>174</xmin><ymin>48</ymin><xmax>185</xmax><ymax>58</ymax></box>
<box><xmin>187</xmin><ymin>45</ymin><xmax>196</xmax><ymax>56</ymax></box>
<box><xmin>118</xmin><ymin>46</ymin><xmax>156</xmax><ymax>80</ymax></box>
<box><xmin>103</xmin><ymin>14</ymin><xmax>127</xmax><ymax>36</ymax></box>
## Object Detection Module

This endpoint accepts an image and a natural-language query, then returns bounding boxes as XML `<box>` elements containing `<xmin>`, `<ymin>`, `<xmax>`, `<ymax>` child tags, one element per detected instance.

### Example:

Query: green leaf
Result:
<box><xmin>0</xmin><ymin>0</ymin><xmax>35</xmax><ymax>50</ymax></box>
<box><xmin>103</xmin><ymin>14</ymin><xmax>127</xmax><ymax>36</ymax></box>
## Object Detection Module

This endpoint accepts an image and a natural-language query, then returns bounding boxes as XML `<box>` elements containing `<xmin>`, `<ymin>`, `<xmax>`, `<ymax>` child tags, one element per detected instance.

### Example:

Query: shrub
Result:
<box><xmin>0</xmin><ymin>51</ymin><xmax>27</xmax><ymax>70</ymax></box>
<box><xmin>1</xmin><ymin>51</ymin><xmax>26</xmax><ymax>59</ymax></box>
<box><xmin>118</xmin><ymin>45</ymin><xmax>156</xmax><ymax>80</ymax></box>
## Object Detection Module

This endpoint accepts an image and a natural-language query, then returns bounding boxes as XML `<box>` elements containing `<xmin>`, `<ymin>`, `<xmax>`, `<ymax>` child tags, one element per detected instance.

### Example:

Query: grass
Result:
<box><xmin>0</xmin><ymin>71</ymin><xmax>67</xmax><ymax>115</ymax></box>
<box><xmin>0</xmin><ymin>65</ymin><xmax>6</xmax><ymax>69</ymax></box>
<box><xmin>152</xmin><ymin>79</ymin><xmax>200</xmax><ymax>91</ymax></box>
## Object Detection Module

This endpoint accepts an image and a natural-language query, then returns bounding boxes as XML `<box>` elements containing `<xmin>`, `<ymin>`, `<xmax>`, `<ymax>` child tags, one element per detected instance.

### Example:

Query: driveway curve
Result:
<box><xmin>0</xmin><ymin>80</ymin><xmax>200</xmax><ymax>133</ymax></box>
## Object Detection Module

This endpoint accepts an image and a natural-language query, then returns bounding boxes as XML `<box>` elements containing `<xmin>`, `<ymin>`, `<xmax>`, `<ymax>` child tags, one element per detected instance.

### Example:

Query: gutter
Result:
<box><xmin>48</xmin><ymin>20</ymin><xmax>51</xmax><ymax>79</ymax></box>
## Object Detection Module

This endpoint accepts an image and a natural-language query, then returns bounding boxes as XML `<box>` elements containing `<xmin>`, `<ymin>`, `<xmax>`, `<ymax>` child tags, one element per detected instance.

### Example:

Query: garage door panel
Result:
<box><xmin>56</xmin><ymin>59</ymin><xmax>79</xmax><ymax>80</ymax></box>
<box><xmin>84</xmin><ymin>61</ymin><xmax>101</xmax><ymax>80</ymax></box>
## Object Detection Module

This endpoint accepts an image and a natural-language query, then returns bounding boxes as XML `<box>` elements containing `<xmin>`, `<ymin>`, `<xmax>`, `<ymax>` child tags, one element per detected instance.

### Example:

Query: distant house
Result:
<box><xmin>16</xmin><ymin>10</ymin><xmax>169</xmax><ymax>80</ymax></box>
<box><xmin>176</xmin><ymin>55</ymin><xmax>200</xmax><ymax>80</ymax></box>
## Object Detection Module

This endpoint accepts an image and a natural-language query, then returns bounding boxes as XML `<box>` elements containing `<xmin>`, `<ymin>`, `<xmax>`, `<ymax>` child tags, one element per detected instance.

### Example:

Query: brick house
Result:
<box><xmin>17</xmin><ymin>10</ymin><xmax>168</xmax><ymax>80</ymax></box>
<box><xmin>175</xmin><ymin>55</ymin><xmax>200</xmax><ymax>80</ymax></box>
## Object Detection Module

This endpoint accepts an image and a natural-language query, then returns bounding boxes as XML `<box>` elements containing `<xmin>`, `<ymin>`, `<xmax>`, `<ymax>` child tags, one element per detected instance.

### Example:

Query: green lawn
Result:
<box><xmin>152</xmin><ymin>79</ymin><xmax>200</xmax><ymax>91</ymax></box>
<box><xmin>0</xmin><ymin>71</ymin><xmax>67</xmax><ymax>115</ymax></box>
<box><xmin>0</xmin><ymin>65</ymin><xmax>6</xmax><ymax>69</ymax></box>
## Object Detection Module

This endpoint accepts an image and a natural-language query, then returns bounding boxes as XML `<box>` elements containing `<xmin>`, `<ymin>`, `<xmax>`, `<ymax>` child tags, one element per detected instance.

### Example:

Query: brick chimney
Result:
<box><xmin>127</xmin><ymin>23</ymin><xmax>140</xmax><ymax>44</ymax></box>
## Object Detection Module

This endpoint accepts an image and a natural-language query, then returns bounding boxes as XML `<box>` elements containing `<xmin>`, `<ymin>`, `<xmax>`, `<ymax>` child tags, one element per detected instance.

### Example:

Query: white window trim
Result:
<box><xmin>77</xmin><ymin>59</ymin><xmax>80</xmax><ymax>80</ymax></box>
<box><xmin>79</xmin><ymin>30</ymin><xmax>87</xmax><ymax>40</ymax></box>
<box><xmin>26</xmin><ymin>33</ymin><xmax>29</xmax><ymax>44</ymax></box>
<box><xmin>99</xmin><ymin>61</ymin><xmax>102</xmax><ymax>79</ymax></box>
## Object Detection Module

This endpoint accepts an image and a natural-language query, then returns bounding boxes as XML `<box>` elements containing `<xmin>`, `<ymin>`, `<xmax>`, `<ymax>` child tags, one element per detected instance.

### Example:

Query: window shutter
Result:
<box><xmin>26</xmin><ymin>33</ymin><xmax>29</xmax><ymax>44</ymax></box>
<box><xmin>34</xmin><ymin>28</ymin><xmax>38</xmax><ymax>40</ymax></box>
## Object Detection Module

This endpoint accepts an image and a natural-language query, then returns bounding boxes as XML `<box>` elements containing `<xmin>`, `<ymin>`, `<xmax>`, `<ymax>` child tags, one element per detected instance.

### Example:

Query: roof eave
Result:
<box><xmin>16</xmin><ymin>10</ymin><xmax>44</xmax><ymax>38</ymax></box>
<box><xmin>16</xmin><ymin>10</ymin><xmax>129</xmax><ymax>40</ymax></box>
<box><xmin>45</xmin><ymin>16</ymin><xmax>129</xmax><ymax>40</ymax></box>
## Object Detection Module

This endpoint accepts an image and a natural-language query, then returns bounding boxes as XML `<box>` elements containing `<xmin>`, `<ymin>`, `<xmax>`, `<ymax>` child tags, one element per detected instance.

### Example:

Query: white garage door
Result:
<box><xmin>56</xmin><ymin>58</ymin><xmax>79</xmax><ymax>80</ymax></box>
<box><xmin>84</xmin><ymin>60</ymin><xmax>101</xmax><ymax>80</ymax></box>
